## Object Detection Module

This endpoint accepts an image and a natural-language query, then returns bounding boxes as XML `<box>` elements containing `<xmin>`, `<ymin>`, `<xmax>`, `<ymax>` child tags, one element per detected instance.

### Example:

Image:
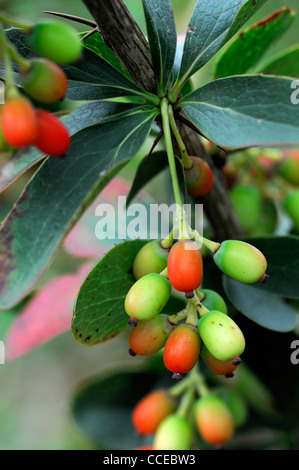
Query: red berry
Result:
<box><xmin>1</xmin><ymin>96</ymin><xmax>37</xmax><ymax>147</ymax></box>
<box><xmin>200</xmin><ymin>344</ymin><xmax>239</xmax><ymax>377</ymax></box>
<box><xmin>34</xmin><ymin>109</ymin><xmax>70</xmax><ymax>156</ymax></box>
<box><xmin>128</xmin><ymin>314</ymin><xmax>174</xmax><ymax>356</ymax></box>
<box><xmin>167</xmin><ymin>240</ymin><xmax>203</xmax><ymax>294</ymax></box>
<box><xmin>132</xmin><ymin>390</ymin><xmax>176</xmax><ymax>435</ymax></box>
<box><xmin>163</xmin><ymin>324</ymin><xmax>201</xmax><ymax>376</ymax></box>
<box><xmin>184</xmin><ymin>156</ymin><xmax>214</xmax><ymax>197</ymax></box>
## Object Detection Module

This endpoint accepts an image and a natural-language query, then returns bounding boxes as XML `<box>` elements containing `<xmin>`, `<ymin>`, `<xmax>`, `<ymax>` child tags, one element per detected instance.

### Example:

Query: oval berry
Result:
<box><xmin>200</xmin><ymin>289</ymin><xmax>228</xmax><ymax>315</ymax></box>
<box><xmin>213</xmin><ymin>240</ymin><xmax>267</xmax><ymax>284</ymax></box>
<box><xmin>125</xmin><ymin>273</ymin><xmax>171</xmax><ymax>322</ymax></box>
<box><xmin>200</xmin><ymin>344</ymin><xmax>239</xmax><ymax>377</ymax></box>
<box><xmin>163</xmin><ymin>324</ymin><xmax>201</xmax><ymax>376</ymax></box>
<box><xmin>19</xmin><ymin>58</ymin><xmax>68</xmax><ymax>103</ymax></box>
<box><xmin>195</xmin><ymin>395</ymin><xmax>234</xmax><ymax>446</ymax></box>
<box><xmin>283</xmin><ymin>189</ymin><xmax>299</xmax><ymax>232</ymax></box>
<box><xmin>198</xmin><ymin>310</ymin><xmax>245</xmax><ymax>362</ymax></box>
<box><xmin>278</xmin><ymin>151</ymin><xmax>299</xmax><ymax>186</ymax></box>
<box><xmin>132</xmin><ymin>389</ymin><xmax>176</xmax><ymax>435</ymax></box>
<box><xmin>167</xmin><ymin>240</ymin><xmax>203</xmax><ymax>294</ymax></box>
<box><xmin>30</xmin><ymin>21</ymin><xmax>83</xmax><ymax>64</ymax></box>
<box><xmin>34</xmin><ymin>109</ymin><xmax>70</xmax><ymax>156</ymax></box>
<box><xmin>1</xmin><ymin>96</ymin><xmax>37</xmax><ymax>147</ymax></box>
<box><xmin>129</xmin><ymin>314</ymin><xmax>174</xmax><ymax>356</ymax></box>
<box><xmin>184</xmin><ymin>156</ymin><xmax>214</xmax><ymax>197</ymax></box>
<box><xmin>230</xmin><ymin>185</ymin><xmax>262</xmax><ymax>234</ymax></box>
<box><xmin>154</xmin><ymin>414</ymin><xmax>192</xmax><ymax>450</ymax></box>
<box><xmin>133</xmin><ymin>240</ymin><xmax>169</xmax><ymax>280</ymax></box>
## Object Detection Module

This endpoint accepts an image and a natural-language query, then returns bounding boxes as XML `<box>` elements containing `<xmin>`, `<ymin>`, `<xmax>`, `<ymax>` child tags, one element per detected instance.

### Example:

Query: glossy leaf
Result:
<box><xmin>142</xmin><ymin>0</ymin><xmax>177</xmax><ymax>95</ymax></box>
<box><xmin>0</xmin><ymin>102</ymin><xmax>148</xmax><ymax>193</ymax></box>
<box><xmin>214</xmin><ymin>7</ymin><xmax>295</xmax><ymax>78</ymax></box>
<box><xmin>180</xmin><ymin>75</ymin><xmax>299</xmax><ymax>150</ymax></box>
<box><xmin>223</xmin><ymin>276</ymin><xmax>298</xmax><ymax>332</ymax></box>
<box><xmin>4</xmin><ymin>264</ymin><xmax>92</xmax><ymax>360</ymax></box>
<box><xmin>72</xmin><ymin>240</ymin><xmax>148</xmax><ymax>345</ymax></box>
<box><xmin>258</xmin><ymin>44</ymin><xmax>299</xmax><ymax>77</ymax></box>
<box><xmin>177</xmin><ymin>0</ymin><xmax>267</xmax><ymax>83</ymax></box>
<box><xmin>0</xmin><ymin>108</ymin><xmax>158</xmax><ymax>310</ymax></box>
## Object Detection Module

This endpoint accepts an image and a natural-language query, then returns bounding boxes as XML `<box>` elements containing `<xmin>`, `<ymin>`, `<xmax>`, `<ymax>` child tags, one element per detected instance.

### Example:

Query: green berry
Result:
<box><xmin>201</xmin><ymin>289</ymin><xmax>228</xmax><ymax>314</ymax></box>
<box><xmin>30</xmin><ymin>21</ymin><xmax>83</xmax><ymax>64</ymax></box>
<box><xmin>278</xmin><ymin>152</ymin><xmax>299</xmax><ymax>186</ymax></box>
<box><xmin>213</xmin><ymin>240</ymin><xmax>267</xmax><ymax>284</ymax></box>
<box><xmin>283</xmin><ymin>190</ymin><xmax>299</xmax><ymax>232</ymax></box>
<box><xmin>230</xmin><ymin>185</ymin><xmax>262</xmax><ymax>234</ymax></box>
<box><xmin>154</xmin><ymin>414</ymin><xmax>192</xmax><ymax>450</ymax></box>
<box><xmin>125</xmin><ymin>273</ymin><xmax>171</xmax><ymax>322</ymax></box>
<box><xmin>215</xmin><ymin>388</ymin><xmax>248</xmax><ymax>428</ymax></box>
<box><xmin>133</xmin><ymin>240</ymin><xmax>169</xmax><ymax>280</ymax></box>
<box><xmin>198</xmin><ymin>310</ymin><xmax>245</xmax><ymax>361</ymax></box>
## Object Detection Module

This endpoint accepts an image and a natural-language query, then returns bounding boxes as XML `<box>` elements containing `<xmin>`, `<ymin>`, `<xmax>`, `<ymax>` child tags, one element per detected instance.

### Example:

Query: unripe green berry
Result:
<box><xmin>278</xmin><ymin>152</ymin><xmax>299</xmax><ymax>186</ymax></box>
<box><xmin>283</xmin><ymin>190</ymin><xmax>299</xmax><ymax>232</ymax></box>
<box><xmin>201</xmin><ymin>289</ymin><xmax>228</xmax><ymax>314</ymax></box>
<box><xmin>154</xmin><ymin>414</ymin><xmax>192</xmax><ymax>450</ymax></box>
<box><xmin>19</xmin><ymin>58</ymin><xmax>68</xmax><ymax>103</ymax></box>
<box><xmin>129</xmin><ymin>314</ymin><xmax>174</xmax><ymax>356</ymax></box>
<box><xmin>213</xmin><ymin>240</ymin><xmax>267</xmax><ymax>284</ymax></box>
<box><xmin>198</xmin><ymin>310</ymin><xmax>245</xmax><ymax>361</ymax></box>
<box><xmin>125</xmin><ymin>273</ymin><xmax>171</xmax><ymax>322</ymax></box>
<box><xmin>133</xmin><ymin>240</ymin><xmax>169</xmax><ymax>280</ymax></box>
<box><xmin>30</xmin><ymin>21</ymin><xmax>83</xmax><ymax>64</ymax></box>
<box><xmin>229</xmin><ymin>185</ymin><xmax>262</xmax><ymax>234</ymax></box>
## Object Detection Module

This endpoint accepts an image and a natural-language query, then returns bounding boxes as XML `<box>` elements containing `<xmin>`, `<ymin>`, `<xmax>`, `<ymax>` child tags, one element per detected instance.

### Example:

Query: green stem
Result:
<box><xmin>168</xmin><ymin>105</ymin><xmax>193</xmax><ymax>169</ymax></box>
<box><xmin>168</xmin><ymin>306</ymin><xmax>188</xmax><ymax>325</ymax></box>
<box><xmin>160</xmin><ymin>230</ymin><xmax>174</xmax><ymax>249</ymax></box>
<box><xmin>190</xmin><ymin>363</ymin><xmax>210</xmax><ymax>398</ymax></box>
<box><xmin>0</xmin><ymin>25</ymin><xmax>17</xmax><ymax>95</ymax></box>
<box><xmin>136</xmin><ymin>91</ymin><xmax>160</xmax><ymax>107</ymax></box>
<box><xmin>176</xmin><ymin>387</ymin><xmax>195</xmax><ymax>418</ymax></box>
<box><xmin>186</xmin><ymin>299</ymin><xmax>199</xmax><ymax>327</ymax></box>
<box><xmin>7</xmin><ymin>42</ymin><xmax>31</xmax><ymax>71</ymax></box>
<box><xmin>159</xmin><ymin>267</ymin><xmax>168</xmax><ymax>279</ymax></box>
<box><xmin>0</xmin><ymin>11</ymin><xmax>33</xmax><ymax>32</ymax></box>
<box><xmin>190</xmin><ymin>229</ymin><xmax>221</xmax><ymax>253</ymax></box>
<box><xmin>161</xmin><ymin>97</ymin><xmax>189</xmax><ymax>240</ymax></box>
<box><xmin>169</xmin><ymin>374</ymin><xmax>192</xmax><ymax>398</ymax></box>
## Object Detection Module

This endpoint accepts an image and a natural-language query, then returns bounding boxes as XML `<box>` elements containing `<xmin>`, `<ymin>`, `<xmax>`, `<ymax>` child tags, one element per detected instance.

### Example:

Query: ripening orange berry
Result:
<box><xmin>184</xmin><ymin>156</ymin><xmax>214</xmax><ymax>197</ymax></box>
<box><xmin>132</xmin><ymin>390</ymin><xmax>176</xmax><ymax>435</ymax></box>
<box><xmin>163</xmin><ymin>324</ymin><xmax>201</xmax><ymax>378</ymax></box>
<box><xmin>167</xmin><ymin>240</ymin><xmax>203</xmax><ymax>295</ymax></box>
<box><xmin>1</xmin><ymin>96</ymin><xmax>37</xmax><ymax>147</ymax></box>
<box><xmin>195</xmin><ymin>395</ymin><xmax>234</xmax><ymax>446</ymax></box>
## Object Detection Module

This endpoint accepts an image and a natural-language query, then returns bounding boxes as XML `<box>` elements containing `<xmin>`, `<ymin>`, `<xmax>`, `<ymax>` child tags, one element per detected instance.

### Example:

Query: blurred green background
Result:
<box><xmin>0</xmin><ymin>0</ymin><xmax>298</xmax><ymax>450</ymax></box>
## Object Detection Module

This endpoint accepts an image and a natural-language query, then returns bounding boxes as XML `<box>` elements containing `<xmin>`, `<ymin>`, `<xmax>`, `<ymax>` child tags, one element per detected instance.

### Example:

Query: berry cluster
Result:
<box><xmin>0</xmin><ymin>20</ymin><xmax>82</xmax><ymax>156</ymax></box>
<box><xmin>132</xmin><ymin>384</ymin><xmax>246</xmax><ymax>450</ymax></box>
<box><xmin>125</xmin><ymin>234</ymin><xmax>267</xmax><ymax>381</ymax></box>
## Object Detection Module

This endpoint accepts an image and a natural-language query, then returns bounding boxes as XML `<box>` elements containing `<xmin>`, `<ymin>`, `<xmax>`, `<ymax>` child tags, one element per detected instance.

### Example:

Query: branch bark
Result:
<box><xmin>81</xmin><ymin>0</ymin><xmax>243</xmax><ymax>241</ymax></box>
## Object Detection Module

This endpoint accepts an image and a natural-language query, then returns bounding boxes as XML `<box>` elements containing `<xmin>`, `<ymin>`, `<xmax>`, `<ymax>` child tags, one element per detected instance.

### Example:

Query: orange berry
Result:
<box><xmin>1</xmin><ymin>96</ymin><xmax>37</xmax><ymax>147</ymax></box>
<box><xmin>167</xmin><ymin>240</ymin><xmax>203</xmax><ymax>294</ymax></box>
<box><xmin>132</xmin><ymin>390</ymin><xmax>176</xmax><ymax>435</ymax></box>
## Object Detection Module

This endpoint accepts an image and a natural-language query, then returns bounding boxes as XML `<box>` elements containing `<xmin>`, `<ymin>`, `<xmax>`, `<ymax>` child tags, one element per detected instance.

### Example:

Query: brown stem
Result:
<box><xmin>82</xmin><ymin>0</ymin><xmax>156</xmax><ymax>92</ymax></box>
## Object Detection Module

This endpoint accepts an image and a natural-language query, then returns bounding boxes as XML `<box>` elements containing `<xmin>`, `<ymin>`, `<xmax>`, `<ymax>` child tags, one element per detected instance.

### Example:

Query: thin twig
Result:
<box><xmin>43</xmin><ymin>11</ymin><xmax>97</xmax><ymax>28</ymax></box>
<box><xmin>145</xmin><ymin>129</ymin><xmax>164</xmax><ymax>161</ymax></box>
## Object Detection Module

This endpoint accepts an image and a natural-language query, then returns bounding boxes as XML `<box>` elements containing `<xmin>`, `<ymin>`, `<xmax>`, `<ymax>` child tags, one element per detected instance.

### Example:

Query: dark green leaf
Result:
<box><xmin>127</xmin><ymin>151</ymin><xmax>169</xmax><ymax>205</ymax></box>
<box><xmin>142</xmin><ymin>0</ymin><xmax>177</xmax><ymax>95</ymax></box>
<box><xmin>223</xmin><ymin>276</ymin><xmax>298</xmax><ymax>332</ymax></box>
<box><xmin>80</xmin><ymin>31</ymin><xmax>130</xmax><ymax>77</ymax></box>
<box><xmin>0</xmin><ymin>109</ymin><xmax>158</xmax><ymax>309</ymax></box>
<box><xmin>245</xmin><ymin>236</ymin><xmax>299</xmax><ymax>298</ymax></box>
<box><xmin>180</xmin><ymin>75</ymin><xmax>299</xmax><ymax>150</ymax></box>
<box><xmin>214</xmin><ymin>7</ymin><xmax>295</xmax><ymax>79</ymax></box>
<box><xmin>0</xmin><ymin>102</ymin><xmax>148</xmax><ymax>193</ymax></box>
<box><xmin>71</xmin><ymin>367</ymin><xmax>172</xmax><ymax>449</ymax></box>
<box><xmin>177</xmin><ymin>0</ymin><xmax>267</xmax><ymax>82</ymax></box>
<box><xmin>72</xmin><ymin>240</ymin><xmax>148</xmax><ymax>345</ymax></box>
<box><xmin>258</xmin><ymin>44</ymin><xmax>299</xmax><ymax>77</ymax></box>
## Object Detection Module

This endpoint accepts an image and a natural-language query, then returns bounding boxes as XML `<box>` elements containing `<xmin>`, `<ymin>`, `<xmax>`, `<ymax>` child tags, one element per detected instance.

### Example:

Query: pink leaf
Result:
<box><xmin>5</xmin><ymin>263</ymin><xmax>92</xmax><ymax>360</ymax></box>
